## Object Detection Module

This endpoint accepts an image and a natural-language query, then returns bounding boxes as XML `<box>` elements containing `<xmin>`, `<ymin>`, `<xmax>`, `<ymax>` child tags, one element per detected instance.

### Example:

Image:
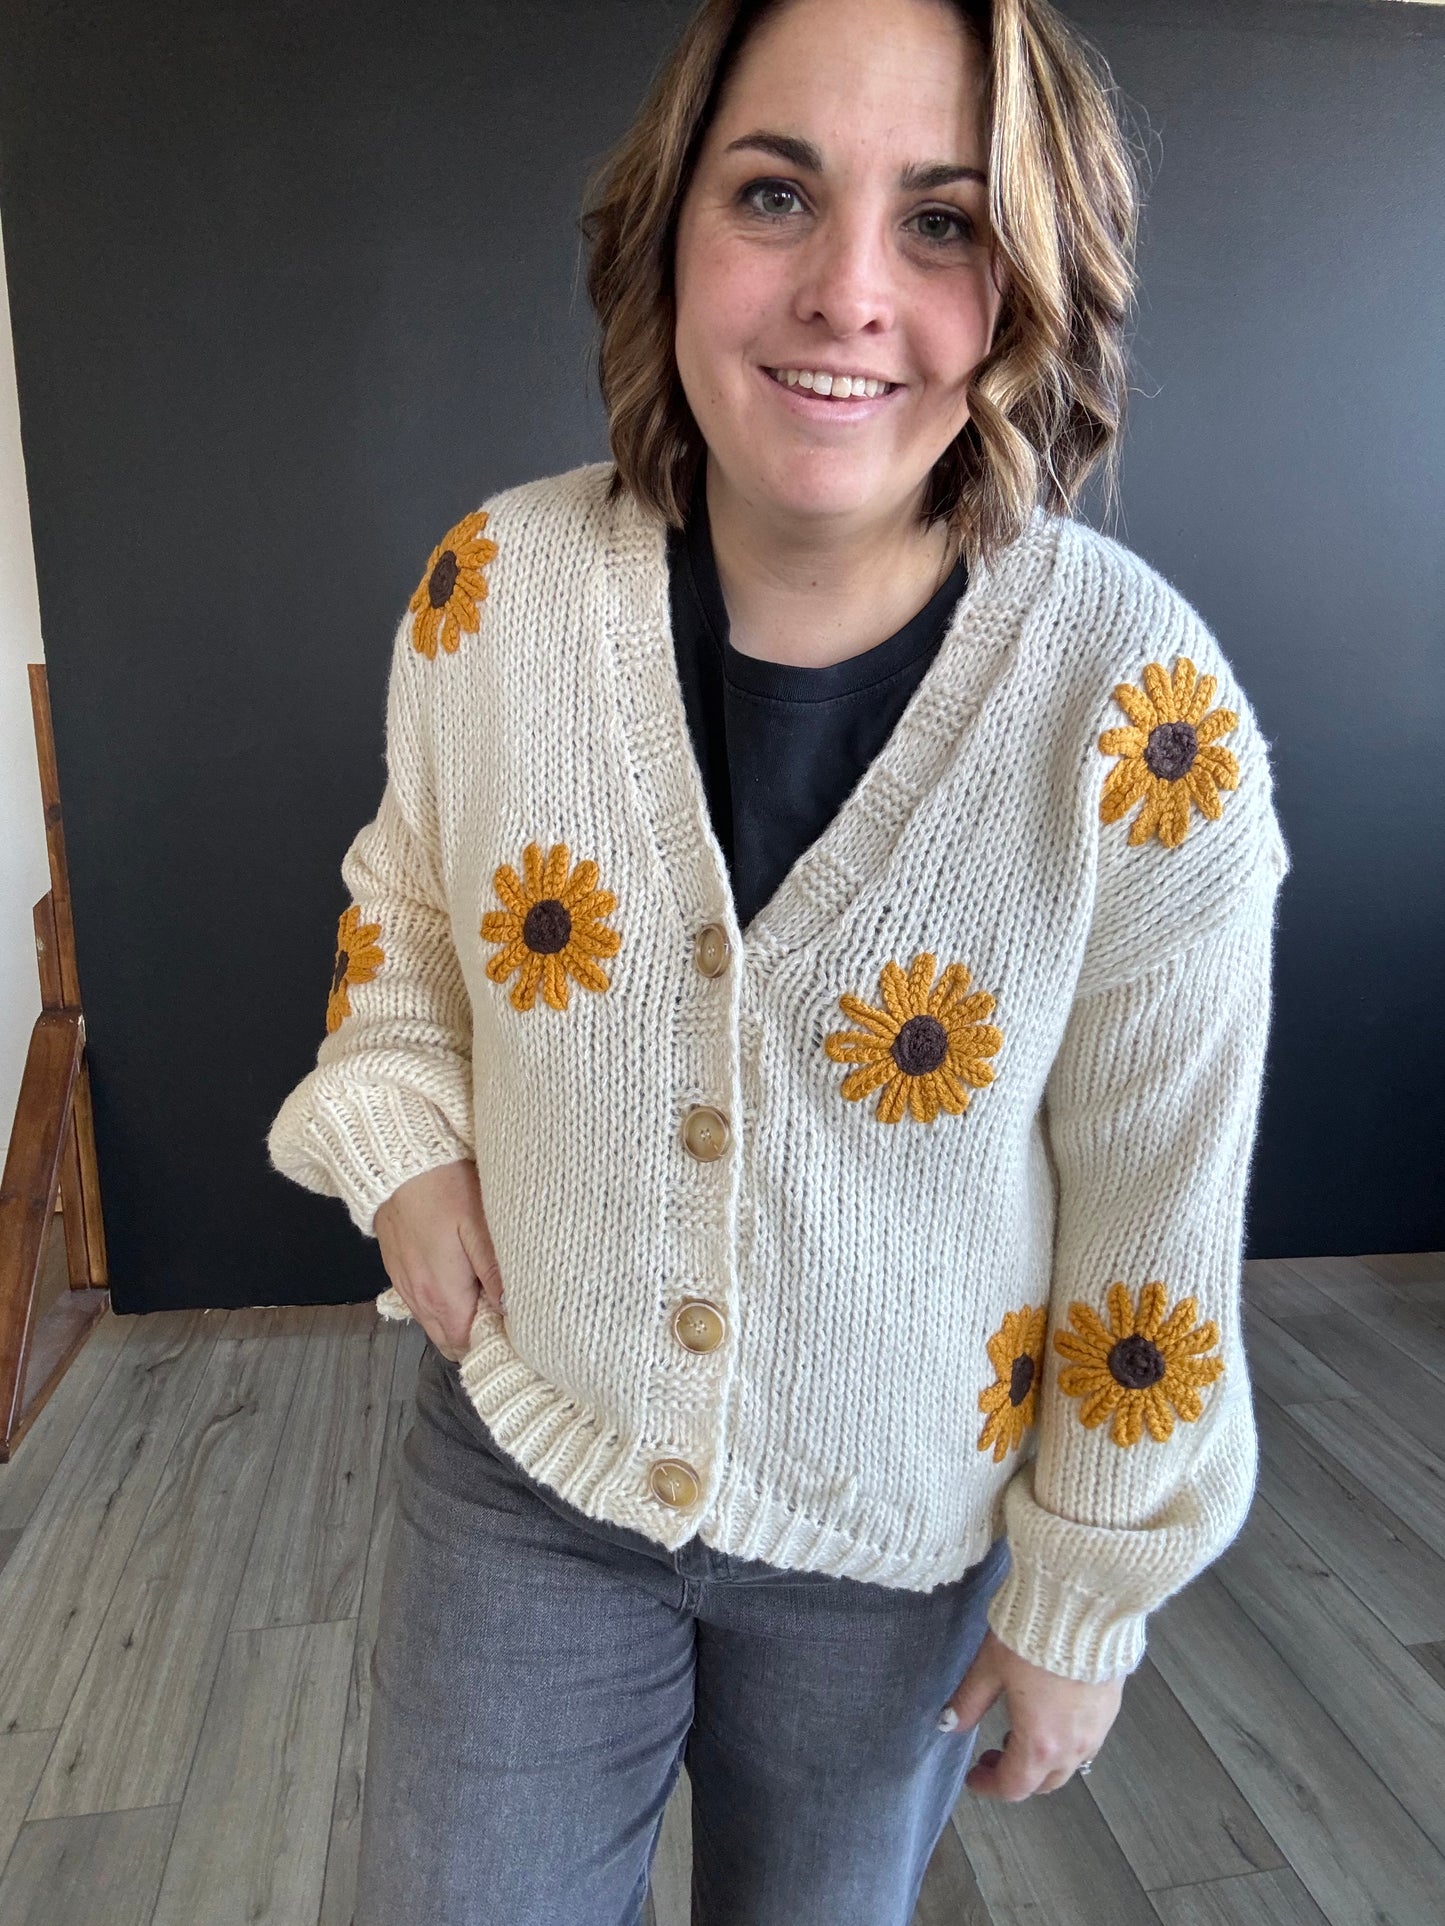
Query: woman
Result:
<box><xmin>268</xmin><ymin>0</ymin><xmax>1290</xmax><ymax>1920</ymax></box>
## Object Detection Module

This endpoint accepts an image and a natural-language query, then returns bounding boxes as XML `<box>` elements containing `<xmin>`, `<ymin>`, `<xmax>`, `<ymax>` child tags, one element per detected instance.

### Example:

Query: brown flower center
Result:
<box><xmin>1009</xmin><ymin>1353</ymin><xmax>1035</xmax><ymax>1405</ymax></box>
<box><xmin>1108</xmin><ymin>1333</ymin><xmax>1167</xmax><ymax>1390</ymax></box>
<box><xmin>523</xmin><ymin>899</ymin><xmax>572</xmax><ymax>955</ymax></box>
<box><xmin>1144</xmin><ymin>719</ymin><xmax>1198</xmax><ymax>783</ymax></box>
<box><xmin>428</xmin><ymin>549</ymin><xmax>459</xmax><ymax>609</ymax></box>
<box><xmin>891</xmin><ymin>1013</ymin><xmax>948</xmax><ymax>1077</ymax></box>
<box><xmin>330</xmin><ymin>949</ymin><xmax>350</xmax><ymax>996</ymax></box>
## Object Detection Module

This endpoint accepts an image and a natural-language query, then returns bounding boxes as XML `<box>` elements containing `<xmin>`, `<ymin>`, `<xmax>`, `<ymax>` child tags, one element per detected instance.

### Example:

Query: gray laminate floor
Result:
<box><xmin>0</xmin><ymin>1252</ymin><xmax>1441</xmax><ymax>1924</ymax></box>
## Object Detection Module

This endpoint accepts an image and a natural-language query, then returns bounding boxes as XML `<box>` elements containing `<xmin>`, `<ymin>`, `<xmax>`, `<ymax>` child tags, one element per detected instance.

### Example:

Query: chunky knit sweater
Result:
<box><xmin>267</xmin><ymin>458</ymin><xmax>1290</xmax><ymax>1683</ymax></box>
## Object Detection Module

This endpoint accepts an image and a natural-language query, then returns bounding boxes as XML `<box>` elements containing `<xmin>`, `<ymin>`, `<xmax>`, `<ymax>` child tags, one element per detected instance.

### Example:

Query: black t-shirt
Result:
<box><xmin>666</xmin><ymin>476</ymin><xmax>971</xmax><ymax>929</ymax></box>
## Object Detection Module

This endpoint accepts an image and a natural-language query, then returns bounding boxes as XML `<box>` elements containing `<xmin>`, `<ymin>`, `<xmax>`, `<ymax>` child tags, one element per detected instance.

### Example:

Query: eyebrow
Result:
<box><xmin>721</xmin><ymin>130</ymin><xmax>986</xmax><ymax>192</ymax></box>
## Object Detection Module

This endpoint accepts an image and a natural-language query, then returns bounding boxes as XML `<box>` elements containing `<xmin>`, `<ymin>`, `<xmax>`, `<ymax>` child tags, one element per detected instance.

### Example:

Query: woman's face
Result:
<box><xmin>673</xmin><ymin>0</ymin><xmax>1004</xmax><ymax>533</ymax></box>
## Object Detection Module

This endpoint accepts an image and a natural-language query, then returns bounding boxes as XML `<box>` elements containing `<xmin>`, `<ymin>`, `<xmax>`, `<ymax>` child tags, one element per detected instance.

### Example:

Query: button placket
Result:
<box><xmin>652</xmin><ymin>918</ymin><xmax>738</xmax><ymax>1517</ymax></box>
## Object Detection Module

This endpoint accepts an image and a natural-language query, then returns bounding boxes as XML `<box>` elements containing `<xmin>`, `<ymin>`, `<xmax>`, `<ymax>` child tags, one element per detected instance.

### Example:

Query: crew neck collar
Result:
<box><xmin>679</xmin><ymin>468</ymin><xmax>969</xmax><ymax>700</ymax></box>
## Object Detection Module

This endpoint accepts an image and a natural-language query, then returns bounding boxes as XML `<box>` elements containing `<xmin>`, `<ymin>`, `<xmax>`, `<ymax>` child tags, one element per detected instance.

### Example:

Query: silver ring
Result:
<box><xmin>1078</xmin><ymin>1759</ymin><xmax>1095</xmax><ymax>1775</ymax></box>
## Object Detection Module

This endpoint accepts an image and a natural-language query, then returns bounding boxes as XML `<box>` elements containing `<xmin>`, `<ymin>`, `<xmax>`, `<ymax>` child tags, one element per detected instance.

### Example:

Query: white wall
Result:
<box><xmin>0</xmin><ymin>208</ymin><xmax>50</xmax><ymax>1166</ymax></box>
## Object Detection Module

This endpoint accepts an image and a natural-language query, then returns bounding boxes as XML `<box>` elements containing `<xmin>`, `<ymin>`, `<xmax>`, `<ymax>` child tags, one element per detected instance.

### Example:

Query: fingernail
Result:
<box><xmin>936</xmin><ymin>1707</ymin><xmax>959</xmax><ymax>1732</ymax></box>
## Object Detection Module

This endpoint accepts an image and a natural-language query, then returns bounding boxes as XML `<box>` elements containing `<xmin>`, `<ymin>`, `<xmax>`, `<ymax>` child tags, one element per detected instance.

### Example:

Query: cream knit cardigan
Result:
<box><xmin>267</xmin><ymin>458</ymin><xmax>1290</xmax><ymax>1683</ymax></box>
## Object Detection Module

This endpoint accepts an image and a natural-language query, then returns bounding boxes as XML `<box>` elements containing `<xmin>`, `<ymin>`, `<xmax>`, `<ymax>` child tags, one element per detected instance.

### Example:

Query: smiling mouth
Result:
<box><xmin>763</xmin><ymin>367</ymin><xmax>900</xmax><ymax>400</ymax></box>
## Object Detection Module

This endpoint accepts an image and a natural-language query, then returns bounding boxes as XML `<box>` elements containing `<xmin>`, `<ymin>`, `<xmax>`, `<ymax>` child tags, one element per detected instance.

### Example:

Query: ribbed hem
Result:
<box><xmin>452</xmin><ymin>1318</ymin><xmax>1006</xmax><ymax>1591</ymax></box>
<box><xmin>985</xmin><ymin>1558</ymin><xmax>1147</xmax><ymax>1682</ymax></box>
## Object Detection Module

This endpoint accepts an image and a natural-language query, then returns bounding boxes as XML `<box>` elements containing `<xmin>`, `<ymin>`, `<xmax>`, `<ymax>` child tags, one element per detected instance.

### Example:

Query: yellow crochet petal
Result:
<box><xmin>1171</xmin><ymin>657</ymin><xmax>1198</xmax><ymax>716</ymax></box>
<box><xmin>1112</xmin><ymin>682</ymin><xmax>1158</xmax><ymax>731</ymax></box>
<box><xmin>928</xmin><ymin>962</ymin><xmax>971</xmax><ymax>1013</ymax></box>
<box><xmin>906</xmin><ymin>1075</ymin><xmax>940</xmax><ymax>1124</ymax></box>
<box><xmin>876</xmin><ymin>1074</ymin><xmax>909</xmax><ymax>1125</ymax></box>
<box><xmin>1195</xmin><ymin>709</ymin><xmax>1238</xmax><ymax>747</ymax></box>
<box><xmin>1187</xmin><ymin>766</ymin><xmax>1226</xmax><ymax>820</ymax></box>
<box><xmin>906</xmin><ymin>951</ymin><xmax>937</xmax><ymax>1005</ymax></box>
<box><xmin>1141</xmin><ymin>661</ymin><xmax>1178</xmax><ymax>721</ymax></box>
<box><xmin>879</xmin><ymin>960</ymin><xmax>917</xmax><ymax>1021</ymax></box>
<box><xmin>1185</xmin><ymin>671</ymin><xmax>1219</xmax><ymax>726</ymax></box>
<box><xmin>836</xmin><ymin>993</ymin><xmax>898</xmax><ymax>1039</ymax></box>
<box><xmin>1112</xmin><ymin>1397</ymin><xmax>1147</xmax><ymax>1448</ymax></box>
<box><xmin>1158</xmin><ymin>782</ymin><xmax>1192</xmax><ymax>849</ymax></box>
<box><xmin>827</xmin><ymin>1032</ymin><xmax>892</xmax><ymax>1065</ymax></box>
<box><xmin>1195</xmin><ymin>743</ymin><xmax>1240</xmax><ymax>786</ymax></box>
<box><xmin>1101</xmin><ymin>756</ymin><xmax>1151</xmax><ymax>822</ymax></box>
<box><xmin>560</xmin><ymin>859</ymin><xmax>599</xmax><ymax>905</ymax></box>
<box><xmin>1106</xmin><ymin>1280</ymin><xmax>1137</xmax><ymax>1339</ymax></box>
<box><xmin>542</xmin><ymin>953</ymin><xmax>570</xmax><ymax>1011</ymax></box>
<box><xmin>1136</xmin><ymin>1280</ymin><xmax>1168</xmax><ymax>1339</ymax></box>
<box><xmin>1098</xmin><ymin>726</ymin><xmax>1148</xmax><ymax>758</ymax></box>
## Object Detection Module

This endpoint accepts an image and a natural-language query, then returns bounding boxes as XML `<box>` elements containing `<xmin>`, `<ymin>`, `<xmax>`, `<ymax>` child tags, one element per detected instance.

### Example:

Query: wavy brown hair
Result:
<box><xmin>579</xmin><ymin>0</ymin><xmax>1142</xmax><ymax>571</ymax></box>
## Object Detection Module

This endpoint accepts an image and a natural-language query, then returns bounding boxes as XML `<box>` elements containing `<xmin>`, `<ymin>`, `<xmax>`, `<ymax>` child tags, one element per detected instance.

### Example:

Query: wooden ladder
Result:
<box><xmin>0</xmin><ymin>664</ymin><xmax>109</xmax><ymax>1458</ymax></box>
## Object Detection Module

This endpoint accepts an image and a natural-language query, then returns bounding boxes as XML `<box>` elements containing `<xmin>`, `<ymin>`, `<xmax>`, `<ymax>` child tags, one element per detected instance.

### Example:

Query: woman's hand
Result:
<box><xmin>941</xmin><ymin>1628</ymin><xmax>1125</xmax><ymax>1800</ymax></box>
<box><xmin>373</xmin><ymin>1158</ymin><xmax>504</xmax><ymax>1362</ymax></box>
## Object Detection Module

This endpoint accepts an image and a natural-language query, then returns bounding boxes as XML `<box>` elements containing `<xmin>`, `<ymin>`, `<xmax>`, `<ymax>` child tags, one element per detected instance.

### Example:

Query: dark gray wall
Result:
<box><xmin>0</xmin><ymin>0</ymin><xmax>1439</xmax><ymax>1312</ymax></box>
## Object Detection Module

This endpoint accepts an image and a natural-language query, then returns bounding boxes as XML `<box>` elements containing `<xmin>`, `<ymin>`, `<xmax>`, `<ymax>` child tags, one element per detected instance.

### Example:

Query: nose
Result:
<box><xmin>790</xmin><ymin>208</ymin><xmax>896</xmax><ymax>339</ymax></box>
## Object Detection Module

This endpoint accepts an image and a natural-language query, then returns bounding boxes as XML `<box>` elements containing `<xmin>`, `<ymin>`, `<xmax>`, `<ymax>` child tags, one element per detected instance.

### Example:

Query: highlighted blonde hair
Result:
<box><xmin>580</xmin><ymin>0</ymin><xmax>1142</xmax><ymax>571</ymax></box>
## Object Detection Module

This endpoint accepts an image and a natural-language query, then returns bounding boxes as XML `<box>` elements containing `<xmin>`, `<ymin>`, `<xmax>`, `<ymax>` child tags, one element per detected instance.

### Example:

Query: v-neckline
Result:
<box><xmin>597</xmin><ymin>477</ymin><xmax>1064</xmax><ymax>979</ymax></box>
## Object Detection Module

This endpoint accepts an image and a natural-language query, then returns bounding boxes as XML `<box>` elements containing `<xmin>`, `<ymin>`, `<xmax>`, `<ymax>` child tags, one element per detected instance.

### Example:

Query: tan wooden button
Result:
<box><xmin>672</xmin><ymin>1299</ymin><xmax>727</xmax><ymax>1353</ymax></box>
<box><xmin>648</xmin><ymin>1459</ymin><xmax>700</xmax><ymax>1508</ymax></box>
<box><xmin>681</xmin><ymin>1104</ymin><xmax>731</xmax><ymax>1161</ymax></box>
<box><xmin>693</xmin><ymin>922</ymin><xmax>732</xmax><ymax>979</ymax></box>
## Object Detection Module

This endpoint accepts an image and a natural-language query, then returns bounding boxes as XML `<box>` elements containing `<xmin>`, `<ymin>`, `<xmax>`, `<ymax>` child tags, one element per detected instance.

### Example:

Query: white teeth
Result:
<box><xmin>770</xmin><ymin>368</ymin><xmax>891</xmax><ymax>399</ymax></box>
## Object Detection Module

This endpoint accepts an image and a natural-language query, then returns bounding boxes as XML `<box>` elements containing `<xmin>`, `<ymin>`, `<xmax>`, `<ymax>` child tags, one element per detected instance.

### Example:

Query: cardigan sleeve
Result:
<box><xmin>985</xmin><ymin>855</ymin><xmax>1289</xmax><ymax>1682</ymax></box>
<box><xmin>984</xmin><ymin>609</ymin><xmax>1292</xmax><ymax>1682</ymax></box>
<box><xmin>265</xmin><ymin>610</ymin><xmax>475</xmax><ymax>1245</ymax></box>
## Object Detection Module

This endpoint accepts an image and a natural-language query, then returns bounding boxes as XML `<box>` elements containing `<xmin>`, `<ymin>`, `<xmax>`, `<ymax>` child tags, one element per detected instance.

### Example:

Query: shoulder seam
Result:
<box><xmin>1071</xmin><ymin>854</ymin><xmax>1285</xmax><ymax>1003</ymax></box>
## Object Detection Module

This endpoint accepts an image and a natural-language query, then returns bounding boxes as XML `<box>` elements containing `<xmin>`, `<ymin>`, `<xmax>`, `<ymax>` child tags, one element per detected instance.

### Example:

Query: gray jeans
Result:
<box><xmin>356</xmin><ymin>1338</ymin><xmax>1011</xmax><ymax>1926</ymax></box>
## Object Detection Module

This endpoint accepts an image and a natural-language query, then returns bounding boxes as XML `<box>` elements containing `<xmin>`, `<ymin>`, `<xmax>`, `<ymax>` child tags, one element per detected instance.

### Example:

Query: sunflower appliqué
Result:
<box><xmin>407</xmin><ymin>508</ymin><xmax>500</xmax><ymax>659</ymax></box>
<box><xmin>326</xmin><ymin>905</ymin><xmax>384</xmax><ymax>1034</ymax></box>
<box><xmin>823</xmin><ymin>952</ymin><xmax>1003</xmax><ymax>1125</ymax></box>
<box><xmin>481</xmin><ymin>841</ymin><xmax>621</xmax><ymax>1012</ymax></box>
<box><xmin>977</xmin><ymin>1305</ymin><xmax>1048</xmax><ymax>1462</ymax></box>
<box><xmin>1053</xmin><ymin>1280</ymin><xmax>1225</xmax><ymax>1447</ymax></box>
<box><xmin>1099</xmin><ymin>655</ymin><xmax>1240</xmax><ymax>849</ymax></box>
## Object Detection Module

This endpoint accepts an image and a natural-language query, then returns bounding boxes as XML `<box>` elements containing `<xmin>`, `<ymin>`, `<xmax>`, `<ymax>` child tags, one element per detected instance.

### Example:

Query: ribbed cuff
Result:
<box><xmin>376</xmin><ymin>1287</ymin><xmax>414</xmax><ymax>1321</ymax></box>
<box><xmin>301</xmin><ymin>1084</ymin><xmax>473</xmax><ymax>1237</ymax></box>
<box><xmin>985</xmin><ymin>1557</ymin><xmax>1147</xmax><ymax>1683</ymax></box>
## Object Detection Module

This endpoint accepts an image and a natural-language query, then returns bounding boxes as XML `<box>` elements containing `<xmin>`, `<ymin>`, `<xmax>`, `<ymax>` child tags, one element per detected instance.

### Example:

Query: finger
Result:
<box><xmin>456</xmin><ymin>1214</ymin><xmax>505</xmax><ymax>1316</ymax></box>
<box><xmin>964</xmin><ymin>1730</ymin><xmax>1048</xmax><ymax>1804</ymax></box>
<box><xmin>394</xmin><ymin>1250</ymin><xmax>481</xmax><ymax>1357</ymax></box>
<box><xmin>1035</xmin><ymin>1766</ymin><xmax>1075</xmax><ymax>1794</ymax></box>
<box><xmin>374</xmin><ymin>1210</ymin><xmax>470</xmax><ymax>1362</ymax></box>
<box><xmin>372</xmin><ymin>1260</ymin><xmax>462</xmax><ymax>1363</ymax></box>
<box><xmin>964</xmin><ymin>1746</ymin><xmax>1012</xmax><ymax>1799</ymax></box>
<box><xmin>940</xmin><ymin>1665</ymin><xmax>1003</xmax><ymax>1735</ymax></box>
<box><xmin>377</xmin><ymin>1276</ymin><xmax>463</xmax><ymax>1364</ymax></box>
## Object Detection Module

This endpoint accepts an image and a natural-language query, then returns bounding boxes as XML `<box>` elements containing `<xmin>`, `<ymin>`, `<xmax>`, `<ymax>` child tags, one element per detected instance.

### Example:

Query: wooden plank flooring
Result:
<box><xmin>0</xmin><ymin>1254</ymin><xmax>1439</xmax><ymax>1923</ymax></box>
